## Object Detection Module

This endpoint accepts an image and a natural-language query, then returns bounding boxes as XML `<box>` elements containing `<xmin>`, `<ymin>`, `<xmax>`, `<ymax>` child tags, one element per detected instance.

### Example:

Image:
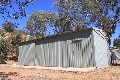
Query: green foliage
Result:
<box><xmin>0</xmin><ymin>39</ymin><xmax>9</xmax><ymax>63</ymax></box>
<box><xmin>2</xmin><ymin>22</ymin><xmax>17</xmax><ymax>32</ymax></box>
<box><xmin>0</xmin><ymin>0</ymin><xmax>34</xmax><ymax>20</ymax></box>
<box><xmin>113</xmin><ymin>38</ymin><xmax>120</xmax><ymax>48</ymax></box>
<box><xmin>11</xmin><ymin>34</ymin><xmax>22</xmax><ymax>59</ymax></box>
<box><xmin>11</xmin><ymin>34</ymin><xmax>22</xmax><ymax>46</ymax></box>
<box><xmin>87</xmin><ymin>0</ymin><xmax>119</xmax><ymax>38</ymax></box>
<box><xmin>53</xmin><ymin>0</ymin><xmax>120</xmax><ymax>44</ymax></box>
<box><xmin>26</xmin><ymin>11</ymin><xmax>57</xmax><ymax>38</ymax></box>
<box><xmin>53</xmin><ymin>0</ymin><xmax>87</xmax><ymax>33</ymax></box>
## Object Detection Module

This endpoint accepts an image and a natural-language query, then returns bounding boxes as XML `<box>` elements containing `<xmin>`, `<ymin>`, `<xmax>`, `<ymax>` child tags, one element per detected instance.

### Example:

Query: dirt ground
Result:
<box><xmin>0</xmin><ymin>61</ymin><xmax>120</xmax><ymax>80</ymax></box>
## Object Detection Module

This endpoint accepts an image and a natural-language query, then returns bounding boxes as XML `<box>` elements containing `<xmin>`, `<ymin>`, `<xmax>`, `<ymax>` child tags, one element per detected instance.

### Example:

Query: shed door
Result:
<box><xmin>71</xmin><ymin>39</ymin><xmax>82</xmax><ymax>67</ymax></box>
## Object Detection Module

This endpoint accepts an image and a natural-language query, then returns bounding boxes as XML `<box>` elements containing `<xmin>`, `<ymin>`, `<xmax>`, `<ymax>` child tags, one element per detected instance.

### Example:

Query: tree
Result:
<box><xmin>0</xmin><ymin>39</ymin><xmax>9</xmax><ymax>63</ymax></box>
<box><xmin>2</xmin><ymin>22</ymin><xmax>17</xmax><ymax>32</ymax></box>
<box><xmin>53</xmin><ymin>0</ymin><xmax>120</xmax><ymax>44</ymax></box>
<box><xmin>53</xmin><ymin>0</ymin><xmax>87</xmax><ymax>33</ymax></box>
<box><xmin>114</xmin><ymin>34</ymin><xmax>120</xmax><ymax>48</ymax></box>
<box><xmin>26</xmin><ymin>11</ymin><xmax>57</xmax><ymax>38</ymax></box>
<box><xmin>84</xmin><ymin>0</ymin><xmax>119</xmax><ymax>39</ymax></box>
<box><xmin>0</xmin><ymin>0</ymin><xmax>34</xmax><ymax>20</ymax></box>
<box><xmin>113</xmin><ymin>38</ymin><xmax>120</xmax><ymax>48</ymax></box>
<box><xmin>84</xmin><ymin>0</ymin><xmax>120</xmax><ymax>45</ymax></box>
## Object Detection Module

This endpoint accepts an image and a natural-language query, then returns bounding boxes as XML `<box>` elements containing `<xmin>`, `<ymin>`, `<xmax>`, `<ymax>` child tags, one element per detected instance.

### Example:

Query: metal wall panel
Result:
<box><xmin>18</xmin><ymin>43</ymin><xmax>35</xmax><ymax>66</ymax></box>
<box><xmin>18</xmin><ymin>45</ymin><xmax>23</xmax><ymax>65</ymax></box>
<box><xmin>34</xmin><ymin>30</ymin><xmax>95</xmax><ymax>68</ymax></box>
<box><xmin>115</xmin><ymin>49</ymin><xmax>120</xmax><ymax>62</ymax></box>
<box><xmin>18</xmin><ymin>29</ymin><xmax>109</xmax><ymax>67</ymax></box>
<box><xmin>18</xmin><ymin>45</ymin><xmax>29</xmax><ymax>65</ymax></box>
<box><xmin>93</xmin><ymin>30</ymin><xmax>109</xmax><ymax>67</ymax></box>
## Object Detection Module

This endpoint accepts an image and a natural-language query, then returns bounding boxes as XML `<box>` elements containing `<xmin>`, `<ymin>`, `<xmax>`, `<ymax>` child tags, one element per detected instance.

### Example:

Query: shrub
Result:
<box><xmin>11</xmin><ymin>34</ymin><xmax>22</xmax><ymax>60</ymax></box>
<box><xmin>113</xmin><ymin>38</ymin><xmax>120</xmax><ymax>48</ymax></box>
<box><xmin>0</xmin><ymin>39</ymin><xmax>9</xmax><ymax>63</ymax></box>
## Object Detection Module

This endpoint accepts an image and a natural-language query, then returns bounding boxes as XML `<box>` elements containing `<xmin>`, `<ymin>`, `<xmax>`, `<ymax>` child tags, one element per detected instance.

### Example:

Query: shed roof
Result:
<box><xmin>19</xmin><ymin>28</ymin><xmax>98</xmax><ymax>45</ymax></box>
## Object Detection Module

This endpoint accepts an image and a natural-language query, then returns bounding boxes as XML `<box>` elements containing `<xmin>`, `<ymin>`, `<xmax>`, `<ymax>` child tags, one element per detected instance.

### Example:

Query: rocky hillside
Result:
<box><xmin>0</xmin><ymin>29</ymin><xmax>35</xmax><ymax>42</ymax></box>
<box><xmin>0</xmin><ymin>28</ymin><xmax>35</xmax><ymax>59</ymax></box>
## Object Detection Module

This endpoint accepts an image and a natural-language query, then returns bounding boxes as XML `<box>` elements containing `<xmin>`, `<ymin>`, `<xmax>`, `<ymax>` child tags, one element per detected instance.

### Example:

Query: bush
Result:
<box><xmin>113</xmin><ymin>38</ymin><xmax>120</xmax><ymax>48</ymax></box>
<box><xmin>0</xmin><ymin>39</ymin><xmax>9</xmax><ymax>64</ymax></box>
<box><xmin>11</xmin><ymin>34</ymin><xmax>22</xmax><ymax>60</ymax></box>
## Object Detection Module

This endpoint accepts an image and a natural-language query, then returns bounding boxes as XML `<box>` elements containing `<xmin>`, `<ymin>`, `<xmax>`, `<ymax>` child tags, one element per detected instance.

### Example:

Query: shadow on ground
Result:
<box><xmin>0</xmin><ymin>72</ymin><xmax>18</xmax><ymax>80</ymax></box>
<box><xmin>111</xmin><ymin>63</ymin><xmax>120</xmax><ymax>66</ymax></box>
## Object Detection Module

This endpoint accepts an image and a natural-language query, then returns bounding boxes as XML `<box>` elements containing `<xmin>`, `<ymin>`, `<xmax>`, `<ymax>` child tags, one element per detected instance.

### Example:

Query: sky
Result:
<box><xmin>0</xmin><ymin>0</ymin><xmax>119</xmax><ymax>46</ymax></box>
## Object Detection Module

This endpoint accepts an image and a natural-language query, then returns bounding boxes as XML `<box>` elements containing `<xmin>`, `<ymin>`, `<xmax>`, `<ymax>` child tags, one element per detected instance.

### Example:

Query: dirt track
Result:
<box><xmin>0</xmin><ymin>61</ymin><xmax>120</xmax><ymax>80</ymax></box>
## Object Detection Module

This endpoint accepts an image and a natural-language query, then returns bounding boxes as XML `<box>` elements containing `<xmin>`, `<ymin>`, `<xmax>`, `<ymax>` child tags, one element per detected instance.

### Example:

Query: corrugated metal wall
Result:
<box><xmin>18</xmin><ymin>29</ymin><xmax>109</xmax><ymax>67</ymax></box>
<box><xmin>18</xmin><ymin>42</ymin><xmax>35</xmax><ymax>66</ymax></box>
<box><xmin>93</xmin><ymin>30</ymin><xmax>109</xmax><ymax>67</ymax></box>
<box><xmin>34</xmin><ymin>30</ymin><xmax>95</xmax><ymax>68</ymax></box>
<box><xmin>115</xmin><ymin>49</ymin><xmax>120</xmax><ymax>62</ymax></box>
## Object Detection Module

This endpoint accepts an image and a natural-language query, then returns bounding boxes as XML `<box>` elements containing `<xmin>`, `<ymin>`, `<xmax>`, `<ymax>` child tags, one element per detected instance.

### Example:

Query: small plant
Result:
<box><xmin>0</xmin><ymin>39</ymin><xmax>9</xmax><ymax>63</ymax></box>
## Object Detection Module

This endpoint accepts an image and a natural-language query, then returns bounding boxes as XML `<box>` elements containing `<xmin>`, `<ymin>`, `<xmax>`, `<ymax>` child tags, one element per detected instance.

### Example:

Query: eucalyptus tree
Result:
<box><xmin>0</xmin><ymin>0</ymin><xmax>34</xmax><ymax>20</ymax></box>
<box><xmin>2</xmin><ymin>22</ymin><xmax>17</xmax><ymax>32</ymax></box>
<box><xmin>53</xmin><ymin>0</ymin><xmax>120</xmax><ymax>44</ymax></box>
<box><xmin>82</xmin><ymin>0</ymin><xmax>120</xmax><ymax>44</ymax></box>
<box><xmin>53</xmin><ymin>0</ymin><xmax>88</xmax><ymax>33</ymax></box>
<box><xmin>83</xmin><ymin>0</ymin><xmax>119</xmax><ymax>37</ymax></box>
<box><xmin>26</xmin><ymin>11</ymin><xmax>57</xmax><ymax>38</ymax></box>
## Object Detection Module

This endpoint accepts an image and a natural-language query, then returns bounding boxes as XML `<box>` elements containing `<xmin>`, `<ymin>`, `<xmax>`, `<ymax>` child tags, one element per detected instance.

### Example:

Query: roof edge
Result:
<box><xmin>19</xmin><ymin>28</ymin><xmax>94</xmax><ymax>45</ymax></box>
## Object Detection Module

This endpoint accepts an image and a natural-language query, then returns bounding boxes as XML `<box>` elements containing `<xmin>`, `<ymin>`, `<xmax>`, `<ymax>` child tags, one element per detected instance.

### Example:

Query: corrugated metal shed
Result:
<box><xmin>18</xmin><ymin>28</ymin><xmax>109</xmax><ymax>68</ymax></box>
